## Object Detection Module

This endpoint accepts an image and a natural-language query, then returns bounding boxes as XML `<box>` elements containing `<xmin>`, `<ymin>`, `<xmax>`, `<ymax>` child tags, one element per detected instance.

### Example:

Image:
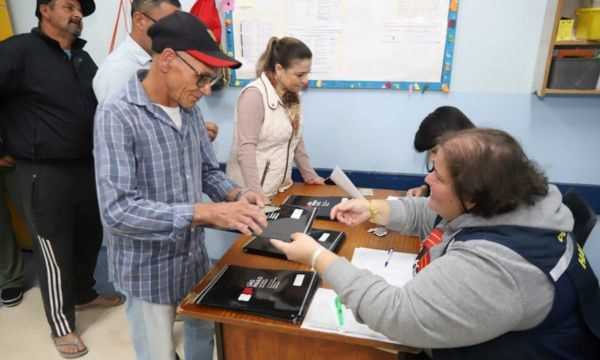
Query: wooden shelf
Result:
<box><xmin>541</xmin><ymin>88</ymin><xmax>600</xmax><ymax>95</ymax></box>
<box><xmin>537</xmin><ymin>0</ymin><xmax>600</xmax><ymax>96</ymax></box>
<box><xmin>554</xmin><ymin>40</ymin><xmax>600</xmax><ymax>47</ymax></box>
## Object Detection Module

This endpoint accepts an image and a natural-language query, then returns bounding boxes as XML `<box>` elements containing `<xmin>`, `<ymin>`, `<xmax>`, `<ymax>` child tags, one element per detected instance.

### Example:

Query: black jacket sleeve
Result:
<box><xmin>0</xmin><ymin>36</ymin><xmax>25</xmax><ymax>157</ymax></box>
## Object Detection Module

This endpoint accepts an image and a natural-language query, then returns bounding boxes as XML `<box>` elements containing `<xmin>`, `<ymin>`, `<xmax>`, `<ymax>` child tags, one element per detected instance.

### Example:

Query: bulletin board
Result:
<box><xmin>222</xmin><ymin>0</ymin><xmax>459</xmax><ymax>91</ymax></box>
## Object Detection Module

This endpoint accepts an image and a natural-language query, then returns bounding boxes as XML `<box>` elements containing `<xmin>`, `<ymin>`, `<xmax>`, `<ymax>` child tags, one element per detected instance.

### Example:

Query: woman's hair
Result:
<box><xmin>413</xmin><ymin>106</ymin><xmax>475</xmax><ymax>152</ymax></box>
<box><xmin>255</xmin><ymin>37</ymin><xmax>312</xmax><ymax>77</ymax></box>
<box><xmin>256</xmin><ymin>37</ymin><xmax>311</xmax><ymax>137</ymax></box>
<box><xmin>438</xmin><ymin>128</ymin><xmax>548</xmax><ymax>218</ymax></box>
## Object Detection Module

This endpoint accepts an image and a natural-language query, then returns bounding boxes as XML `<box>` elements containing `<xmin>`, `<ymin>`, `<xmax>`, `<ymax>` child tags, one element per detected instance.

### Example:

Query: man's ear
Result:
<box><xmin>131</xmin><ymin>12</ymin><xmax>146</xmax><ymax>31</ymax></box>
<box><xmin>39</xmin><ymin>4</ymin><xmax>51</xmax><ymax>20</ymax></box>
<box><xmin>157</xmin><ymin>48</ymin><xmax>176</xmax><ymax>73</ymax></box>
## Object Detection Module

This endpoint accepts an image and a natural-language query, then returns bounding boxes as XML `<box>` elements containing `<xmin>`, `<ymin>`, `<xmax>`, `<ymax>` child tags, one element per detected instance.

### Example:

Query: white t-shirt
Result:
<box><xmin>156</xmin><ymin>104</ymin><xmax>182</xmax><ymax>130</ymax></box>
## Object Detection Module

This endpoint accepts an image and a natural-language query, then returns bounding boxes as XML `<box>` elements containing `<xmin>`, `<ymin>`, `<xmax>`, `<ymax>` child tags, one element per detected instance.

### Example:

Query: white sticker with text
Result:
<box><xmin>293</xmin><ymin>274</ymin><xmax>305</xmax><ymax>287</ymax></box>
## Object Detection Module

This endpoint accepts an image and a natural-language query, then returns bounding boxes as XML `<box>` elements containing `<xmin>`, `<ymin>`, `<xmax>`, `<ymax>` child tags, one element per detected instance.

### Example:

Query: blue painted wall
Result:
<box><xmin>199</xmin><ymin>0</ymin><xmax>600</xmax><ymax>259</ymax></box>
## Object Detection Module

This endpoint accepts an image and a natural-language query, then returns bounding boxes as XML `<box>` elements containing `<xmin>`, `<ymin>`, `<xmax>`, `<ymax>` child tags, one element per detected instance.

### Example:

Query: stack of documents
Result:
<box><xmin>301</xmin><ymin>248</ymin><xmax>415</xmax><ymax>342</ymax></box>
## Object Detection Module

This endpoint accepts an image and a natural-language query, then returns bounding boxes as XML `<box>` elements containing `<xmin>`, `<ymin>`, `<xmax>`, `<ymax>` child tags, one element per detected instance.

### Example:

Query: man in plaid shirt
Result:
<box><xmin>94</xmin><ymin>11</ymin><xmax>267</xmax><ymax>360</ymax></box>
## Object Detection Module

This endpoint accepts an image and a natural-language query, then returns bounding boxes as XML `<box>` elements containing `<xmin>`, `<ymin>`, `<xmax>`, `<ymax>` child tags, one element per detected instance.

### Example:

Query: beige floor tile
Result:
<box><xmin>0</xmin><ymin>287</ymin><xmax>190</xmax><ymax>360</ymax></box>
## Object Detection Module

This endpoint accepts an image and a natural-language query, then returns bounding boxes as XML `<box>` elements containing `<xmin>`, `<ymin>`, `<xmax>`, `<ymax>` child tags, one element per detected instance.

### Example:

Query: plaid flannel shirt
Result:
<box><xmin>94</xmin><ymin>70</ymin><xmax>236</xmax><ymax>304</ymax></box>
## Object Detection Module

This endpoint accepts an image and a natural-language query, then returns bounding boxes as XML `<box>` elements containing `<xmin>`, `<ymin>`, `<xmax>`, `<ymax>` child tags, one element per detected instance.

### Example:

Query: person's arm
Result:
<box><xmin>236</xmin><ymin>88</ymin><xmax>267</xmax><ymax>195</ymax></box>
<box><xmin>205</xmin><ymin>121</ymin><xmax>219</xmax><ymax>142</ymax></box>
<box><xmin>0</xmin><ymin>38</ymin><xmax>24</xmax><ymax>160</ymax></box>
<box><xmin>0</xmin><ymin>38</ymin><xmax>23</xmax><ymax>98</ymax></box>
<box><xmin>386</xmin><ymin>197</ymin><xmax>437</xmax><ymax>238</ymax></box>
<box><xmin>94</xmin><ymin>105</ymin><xmax>195</xmax><ymax>241</ymax></box>
<box><xmin>330</xmin><ymin>197</ymin><xmax>435</xmax><ymax>237</ymax></box>
<box><xmin>406</xmin><ymin>184</ymin><xmax>430</xmax><ymax>197</ymax></box>
<box><xmin>294</xmin><ymin>137</ymin><xmax>324</xmax><ymax>184</ymax></box>
<box><xmin>324</xmin><ymin>240</ymin><xmax>554</xmax><ymax>348</ymax></box>
<box><xmin>274</xmin><ymin>233</ymin><xmax>554</xmax><ymax>348</ymax></box>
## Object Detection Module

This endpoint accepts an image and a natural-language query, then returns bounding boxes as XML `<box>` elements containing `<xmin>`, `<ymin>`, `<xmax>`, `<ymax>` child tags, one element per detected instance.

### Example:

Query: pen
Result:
<box><xmin>260</xmin><ymin>160</ymin><xmax>270</xmax><ymax>187</ymax></box>
<box><xmin>334</xmin><ymin>296</ymin><xmax>345</xmax><ymax>328</ymax></box>
<box><xmin>384</xmin><ymin>249</ymin><xmax>393</xmax><ymax>267</ymax></box>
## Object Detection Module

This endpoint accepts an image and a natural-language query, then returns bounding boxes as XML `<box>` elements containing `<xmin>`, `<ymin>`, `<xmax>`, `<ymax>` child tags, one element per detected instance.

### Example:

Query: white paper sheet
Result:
<box><xmin>301</xmin><ymin>288</ymin><xmax>397</xmax><ymax>343</ymax></box>
<box><xmin>351</xmin><ymin>248</ymin><xmax>414</xmax><ymax>288</ymax></box>
<box><xmin>329</xmin><ymin>166</ymin><xmax>364</xmax><ymax>199</ymax></box>
<box><xmin>301</xmin><ymin>248</ymin><xmax>415</xmax><ymax>342</ymax></box>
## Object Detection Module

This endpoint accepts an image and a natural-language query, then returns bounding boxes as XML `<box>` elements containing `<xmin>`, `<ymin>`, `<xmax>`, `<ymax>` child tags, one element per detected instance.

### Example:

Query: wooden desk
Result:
<box><xmin>178</xmin><ymin>184</ymin><xmax>421</xmax><ymax>359</ymax></box>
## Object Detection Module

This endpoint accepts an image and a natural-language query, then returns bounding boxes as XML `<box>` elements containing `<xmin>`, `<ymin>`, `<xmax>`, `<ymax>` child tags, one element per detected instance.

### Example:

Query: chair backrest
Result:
<box><xmin>563</xmin><ymin>190</ymin><xmax>597</xmax><ymax>247</ymax></box>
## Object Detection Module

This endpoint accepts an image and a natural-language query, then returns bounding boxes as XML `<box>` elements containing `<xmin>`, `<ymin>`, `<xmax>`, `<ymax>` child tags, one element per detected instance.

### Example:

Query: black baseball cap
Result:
<box><xmin>148</xmin><ymin>11</ymin><xmax>241</xmax><ymax>69</ymax></box>
<box><xmin>36</xmin><ymin>0</ymin><xmax>96</xmax><ymax>18</ymax></box>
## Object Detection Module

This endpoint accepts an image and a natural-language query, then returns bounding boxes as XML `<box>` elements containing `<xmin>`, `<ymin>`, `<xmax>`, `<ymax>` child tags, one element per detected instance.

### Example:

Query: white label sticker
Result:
<box><xmin>238</xmin><ymin>293</ymin><xmax>252</xmax><ymax>302</ymax></box>
<box><xmin>318</xmin><ymin>233</ymin><xmax>330</xmax><ymax>242</ymax></box>
<box><xmin>293</xmin><ymin>274</ymin><xmax>305</xmax><ymax>287</ymax></box>
<box><xmin>291</xmin><ymin>209</ymin><xmax>304</xmax><ymax>219</ymax></box>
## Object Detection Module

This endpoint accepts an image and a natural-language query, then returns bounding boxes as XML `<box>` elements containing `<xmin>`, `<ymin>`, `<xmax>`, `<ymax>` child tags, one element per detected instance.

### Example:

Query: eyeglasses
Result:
<box><xmin>140</xmin><ymin>12</ymin><xmax>157</xmax><ymax>23</ymax></box>
<box><xmin>428</xmin><ymin>158</ymin><xmax>471</xmax><ymax>214</ymax></box>
<box><xmin>425</xmin><ymin>146</ymin><xmax>439</xmax><ymax>172</ymax></box>
<box><xmin>426</xmin><ymin>158</ymin><xmax>435</xmax><ymax>173</ymax></box>
<box><xmin>174</xmin><ymin>52</ymin><xmax>222</xmax><ymax>88</ymax></box>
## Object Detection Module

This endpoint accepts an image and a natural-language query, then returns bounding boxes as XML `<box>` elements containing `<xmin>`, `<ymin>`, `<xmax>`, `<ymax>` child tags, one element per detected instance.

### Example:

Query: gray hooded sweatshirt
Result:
<box><xmin>323</xmin><ymin>185</ymin><xmax>573</xmax><ymax>349</ymax></box>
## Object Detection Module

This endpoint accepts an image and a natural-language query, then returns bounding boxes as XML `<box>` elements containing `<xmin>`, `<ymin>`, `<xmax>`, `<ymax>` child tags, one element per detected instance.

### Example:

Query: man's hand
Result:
<box><xmin>0</xmin><ymin>155</ymin><xmax>15</xmax><ymax>167</ymax></box>
<box><xmin>330</xmin><ymin>198</ymin><xmax>370</xmax><ymax>226</ymax></box>
<box><xmin>205</xmin><ymin>121</ymin><xmax>219</xmax><ymax>142</ymax></box>
<box><xmin>240</xmin><ymin>190</ymin><xmax>268</xmax><ymax>207</ymax></box>
<box><xmin>193</xmin><ymin>201</ymin><xmax>267</xmax><ymax>235</ymax></box>
<box><xmin>406</xmin><ymin>184</ymin><xmax>429</xmax><ymax>197</ymax></box>
<box><xmin>304</xmin><ymin>176</ymin><xmax>325</xmax><ymax>185</ymax></box>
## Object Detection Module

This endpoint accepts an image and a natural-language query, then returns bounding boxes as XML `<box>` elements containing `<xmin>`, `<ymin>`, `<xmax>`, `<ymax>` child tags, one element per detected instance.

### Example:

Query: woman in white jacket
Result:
<box><xmin>227</xmin><ymin>37</ymin><xmax>324</xmax><ymax>201</ymax></box>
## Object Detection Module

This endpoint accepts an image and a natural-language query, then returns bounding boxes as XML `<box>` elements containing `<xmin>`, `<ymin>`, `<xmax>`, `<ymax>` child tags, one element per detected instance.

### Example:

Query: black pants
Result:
<box><xmin>8</xmin><ymin>160</ymin><xmax>102</xmax><ymax>337</ymax></box>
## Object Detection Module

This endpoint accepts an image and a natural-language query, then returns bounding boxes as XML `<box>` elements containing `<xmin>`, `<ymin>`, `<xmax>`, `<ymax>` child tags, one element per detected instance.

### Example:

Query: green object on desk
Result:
<box><xmin>334</xmin><ymin>296</ymin><xmax>345</xmax><ymax>327</ymax></box>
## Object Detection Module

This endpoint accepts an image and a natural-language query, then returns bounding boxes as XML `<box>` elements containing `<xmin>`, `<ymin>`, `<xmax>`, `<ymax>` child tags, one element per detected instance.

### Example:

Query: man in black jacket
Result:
<box><xmin>0</xmin><ymin>1</ymin><xmax>123</xmax><ymax>358</ymax></box>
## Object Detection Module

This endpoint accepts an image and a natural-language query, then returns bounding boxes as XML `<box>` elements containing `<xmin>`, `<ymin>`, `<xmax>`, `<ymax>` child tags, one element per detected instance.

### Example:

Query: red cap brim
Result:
<box><xmin>187</xmin><ymin>50</ymin><xmax>241</xmax><ymax>69</ymax></box>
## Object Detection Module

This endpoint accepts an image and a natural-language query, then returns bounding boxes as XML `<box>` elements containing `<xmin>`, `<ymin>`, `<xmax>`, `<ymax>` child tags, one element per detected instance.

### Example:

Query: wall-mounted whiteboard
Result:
<box><xmin>224</xmin><ymin>0</ymin><xmax>458</xmax><ymax>91</ymax></box>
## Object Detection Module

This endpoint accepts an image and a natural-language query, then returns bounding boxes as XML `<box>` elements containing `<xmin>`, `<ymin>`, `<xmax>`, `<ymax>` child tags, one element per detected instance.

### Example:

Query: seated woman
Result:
<box><xmin>272</xmin><ymin>128</ymin><xmax>600</xmax><ymax>359</ymax></box>
<box><xmin>406</xmin><ymin>106</ymin><xmax>474</xmax><ymax>197</ymax></box>
<box><xmin>227</xmin><ymin>37</ymin><xmax>324</xmax><ymax>201</ymax></box>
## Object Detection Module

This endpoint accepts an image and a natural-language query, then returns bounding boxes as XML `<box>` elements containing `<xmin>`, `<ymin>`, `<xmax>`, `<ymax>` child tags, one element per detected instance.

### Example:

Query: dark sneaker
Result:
<box><xmin>1</xmin><ymin>287</ymin><xmax>24</xmax><ymax>307</ymax></box>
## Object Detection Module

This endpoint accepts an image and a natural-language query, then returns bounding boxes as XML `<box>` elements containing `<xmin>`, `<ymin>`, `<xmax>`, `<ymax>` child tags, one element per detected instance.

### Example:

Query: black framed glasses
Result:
<box><xmin>175</xmin><ymin>52</ymin><xmax>222</xmax><ymax>88</ymax></box>
<box><xmin>428</xmin><ymin>157</ymin><xmax>471</xmax><ymax>214</ymax></box>
<box><xmin>425</xmin><ymin>146</ymin><xmax>439</xmax><ymax>173</ymax></box>
<box><xmin>426</xmin><ymin>158</ymin><xmax>435</xmax><ymax>173</ymax></box>
<box><xmin>140</xmin><ymin>12</ymin><xmax>157</xmax><ymax>23</ymax></box>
